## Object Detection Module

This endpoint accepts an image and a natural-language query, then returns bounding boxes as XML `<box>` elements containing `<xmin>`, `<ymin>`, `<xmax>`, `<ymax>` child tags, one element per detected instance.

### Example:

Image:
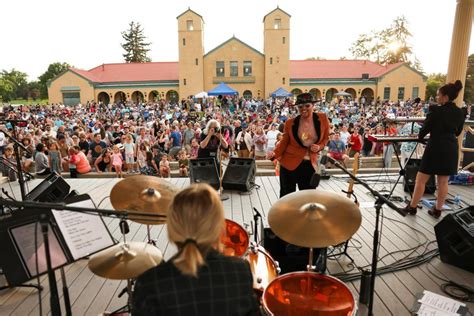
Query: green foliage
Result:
<box><xmin>0</xmin><ymin>69</ymin><xmax>29</xmax><ymax>101</ymax></box>
<box><xmin>0</xmin><ymin>77</ymin><xmax>14</xmax><ymax>102</ymax></box>
<box><xmin>463</xmin><ymin>54</ymin><xmax>474</xmax><ymax>103</ymax></box>
<box><xmin>350</xmin><ymin>16</ymin><xmax>423</xmax><ymax>72</ymax></box>
<box><xmin>425</xmin><ymin>73</ymin><xmax>446</xmax><ymax>100</ymax></box>
<box><xmin>121</xmin><ymin>22</ymin><xmax>151</xmax><ymax>63</ymax></box>
<box><xmin>38</xmin><ymin>62</ymin><xmax>71</xmax><ymax>99</ymax></box>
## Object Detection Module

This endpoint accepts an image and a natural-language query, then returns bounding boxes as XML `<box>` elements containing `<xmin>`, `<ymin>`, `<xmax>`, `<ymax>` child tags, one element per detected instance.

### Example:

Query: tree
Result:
<box><xmin>350</xmin><ymin>16</ymin><xmax>423</xmax><ymax>72</ymax></box>
<box><xmin>0</xmin><ymin>77</ymin><xmax>14</xmax><ymax>102</ymax></box>
<box><xmin>425</xmin><ymin>73</ymin><xmax>446</xmax><ymax>100</ymax></box>
<box><xmin>121</xmin><ymin>22</ymin><xmax>151</xmax><ymax>63</ymax></box>
<box><xmin>1</xmin><ymin>69</ymin><xmax>29</xmax><ymax>100</ymax></box>
<box><xmin>27</xmin><ymin>81</ymin><xmax>41</xmax><ymax>100</ymax></box>
<box><xmin>463</xmin><ymin>54</ymin><xmax>474</xmax><ymax>103</ymax></box>
<box><xmin>38</xmin><ymin>62</ymin><xmax>71</xmax><ymax>99</ymax></box>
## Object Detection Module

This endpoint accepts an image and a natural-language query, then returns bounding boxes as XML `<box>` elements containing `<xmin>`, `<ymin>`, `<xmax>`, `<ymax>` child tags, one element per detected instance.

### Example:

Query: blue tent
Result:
<box><xmin>208</xmin><ymin>82</ymin><xmax>238</xmax><ymax>96</ymax></box>
<box><xmin>271</xmin><ymin>87</ymin><xmax>292</xmax><ymax>98</ymax></box>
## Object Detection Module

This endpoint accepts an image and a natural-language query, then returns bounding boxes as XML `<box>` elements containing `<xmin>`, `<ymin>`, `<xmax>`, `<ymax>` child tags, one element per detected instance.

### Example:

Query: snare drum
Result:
<box><xmin>263</xmin><ymin>272</ymin><xmax>355</xmax><ymax>315</ymax></box>
<box><xmin>220</xmin><ymin>219</ymin><xmax>249</xmax><ymax>257</ymax></box>
<box><xmin>246</xmin><ymin>244</ymin><xmax>279</xmax><ymax>294</ymax></box>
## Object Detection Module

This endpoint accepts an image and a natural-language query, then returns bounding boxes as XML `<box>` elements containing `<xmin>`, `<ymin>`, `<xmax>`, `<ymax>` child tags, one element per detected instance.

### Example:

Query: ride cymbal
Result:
<box><xmin>88</xmin><ymin>242</ymin><xmax>163</xmax><ymax>280</ymax></box>
<box><xmin>110</xmin><ymin>176</ymin><xmax>178</xmax><ymax>225</ymax></box>
<box><xmin>268</xmin><ymin>189</ymin><xmax>361</xmax><ymax>248</ymax></box>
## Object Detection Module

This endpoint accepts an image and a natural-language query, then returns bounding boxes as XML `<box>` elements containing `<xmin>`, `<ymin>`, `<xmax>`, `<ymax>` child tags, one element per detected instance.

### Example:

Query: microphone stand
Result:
<box><xmin>216</xmin><ymin>131</ymin><xmax>229</xmax><ymax>201</ymax></box>
<box><xmin>2</xmin><ymin>123</ymin><xmax>32</xmax><ymax>200</ymax></box>
<box><xmin>326</xmin><ymin>156</ymin><xmax>405</xmax><ymax>316</ymax></box>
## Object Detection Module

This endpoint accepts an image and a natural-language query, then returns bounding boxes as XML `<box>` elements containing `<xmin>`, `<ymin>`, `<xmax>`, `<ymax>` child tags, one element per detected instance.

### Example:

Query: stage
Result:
<box><xmin>0</xmin><ymin>176</ymin><xmax>473</xmax><ymax>315</ymax></box>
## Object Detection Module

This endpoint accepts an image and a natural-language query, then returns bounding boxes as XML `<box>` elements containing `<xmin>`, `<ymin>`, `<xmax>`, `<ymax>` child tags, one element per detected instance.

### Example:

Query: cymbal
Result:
<box><xmin>268</xmin><ymin>190</ymin><xmax>361</xmax><ymax>248</ymax></box>
<box><xmin>110</xmin><ymin>176</ymin><xmax>178</xmax><ymax>225</ymax></box>
<box><xmin>88</xmin><ymin>242</ymin><xmax>163</xmax><ymax>280</ymax></box>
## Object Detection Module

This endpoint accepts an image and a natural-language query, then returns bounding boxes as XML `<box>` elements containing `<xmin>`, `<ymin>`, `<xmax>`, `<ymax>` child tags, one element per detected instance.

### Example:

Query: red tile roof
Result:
<box><xmin>68</xmin><ymin>60</ymin><xmax>405</xmax><ymax>83</ymax></box>
<box><xmin>290</xmin><ymin>60</ymin><xmax>404</xmax><ymax>79</ymax></box>
<box><xmin>72</xmin><ymin>62</ymin><xmax>179</xmax><ymax>83</ymax></box>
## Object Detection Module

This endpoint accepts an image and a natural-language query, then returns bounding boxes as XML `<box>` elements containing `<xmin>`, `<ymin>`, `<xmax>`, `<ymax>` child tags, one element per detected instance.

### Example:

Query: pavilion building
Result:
<box><xmin>48</xmin><ymin>7</ymin><xmax>426</xmax><ymax>106</ymax></box>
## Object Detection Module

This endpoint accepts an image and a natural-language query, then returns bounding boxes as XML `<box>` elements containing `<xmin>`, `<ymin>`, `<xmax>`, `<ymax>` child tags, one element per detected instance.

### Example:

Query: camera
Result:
<box><xmin>213</xmin><ymin>127</ymin><xmax>221</xmax><ymax>133</ymax></box>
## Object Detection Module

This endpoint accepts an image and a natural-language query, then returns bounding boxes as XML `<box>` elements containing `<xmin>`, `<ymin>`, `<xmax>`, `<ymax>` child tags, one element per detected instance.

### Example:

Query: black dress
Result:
<box><xmin>419</xmin><ymin>102</ymin><xmax>465</xmax><ymax>175</ymax></box>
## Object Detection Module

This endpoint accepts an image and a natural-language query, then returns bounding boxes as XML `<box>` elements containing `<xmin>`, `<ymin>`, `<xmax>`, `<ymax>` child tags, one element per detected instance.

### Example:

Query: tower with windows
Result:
<box><xmin>177</xmin><ymin>8</ymin><xmax>204</xmax><ymax>99</ymax></box>
<box><xmin>263</xmin><ymin>7</ymin><xmax>291</xmax><ymax>97</ymax></box>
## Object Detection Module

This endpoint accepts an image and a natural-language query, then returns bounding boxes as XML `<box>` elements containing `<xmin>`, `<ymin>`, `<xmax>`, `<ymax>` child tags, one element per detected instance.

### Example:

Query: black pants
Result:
<box><xmin>279</xmin><ymin>160</ymin><xmax>314</xmax><ymax>198</ymax></box>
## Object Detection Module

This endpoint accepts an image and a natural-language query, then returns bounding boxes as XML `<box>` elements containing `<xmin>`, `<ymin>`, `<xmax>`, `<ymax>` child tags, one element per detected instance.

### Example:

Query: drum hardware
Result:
<box><xmin>326</xmin><ymin>155</ymin><xmax>404</xmax><ymax>315</ymax></box>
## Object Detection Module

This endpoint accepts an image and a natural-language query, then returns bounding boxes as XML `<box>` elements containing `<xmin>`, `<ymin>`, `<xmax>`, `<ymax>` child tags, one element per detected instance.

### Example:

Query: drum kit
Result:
<box><xmin>86</xmin><ymin>175</ymin><xmax>362</xmax><ymax>315</ymax></box>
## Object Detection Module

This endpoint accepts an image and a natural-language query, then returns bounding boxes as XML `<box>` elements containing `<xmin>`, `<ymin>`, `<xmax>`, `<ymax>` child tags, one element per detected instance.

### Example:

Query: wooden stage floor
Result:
<box><xmin>0</xmin><ymin>175</ymin><xmax>473</xmax><ymax>315</ymax></box>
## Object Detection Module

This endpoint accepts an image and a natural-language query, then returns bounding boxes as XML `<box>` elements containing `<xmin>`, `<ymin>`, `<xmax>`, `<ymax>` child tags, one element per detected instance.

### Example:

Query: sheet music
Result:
<box><xmin>418</xmin><ymin>291</ymin><xmax>465</xmax><ymax>315</ymax></box>
<box><xmin>52</xmin><ymin>199</ymin><xmax>115</xmax><ymax>260</ymax></box>
<box><xmin>417</xmin><ymin>304</ymin><xmax>460</xmax><ymax>316</ymax></box>
<box><xmin>10</xmin><ymin>222</ymin><xmax>68</xmax><ymax>277</ymax></box>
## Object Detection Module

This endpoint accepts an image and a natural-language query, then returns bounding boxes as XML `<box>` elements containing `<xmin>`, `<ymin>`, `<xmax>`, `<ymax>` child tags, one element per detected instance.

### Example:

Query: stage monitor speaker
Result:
<box><xmin>25</xmin><ymin>173</ymin><xmax>70</xmax><ymax>202</ymax></box>
<box><xmin>434</xmin><ymin>206</ymin><xmax>474</xmax><ymax>273</ymax></box>
<box><xmin>222</xmin><ymin>158</ymin><xmax>256</xmax><ymax>192</ymax></box>
<box><xmin>189</xmin><ymin>158</ymin><xmax>220</xmax><ymax>190</ymax></box>
<box><xmin>403</xmin><ymin>158</ymin><xmax>435</xmax><ymax>194</ymax></box>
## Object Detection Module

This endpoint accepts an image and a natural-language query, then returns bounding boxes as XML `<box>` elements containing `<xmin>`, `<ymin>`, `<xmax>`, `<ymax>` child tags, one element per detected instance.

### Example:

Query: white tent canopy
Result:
<box><xmin>194</xmin><ymin>91</ymin><xmax>208</xmax><ymax>98</ymax></box>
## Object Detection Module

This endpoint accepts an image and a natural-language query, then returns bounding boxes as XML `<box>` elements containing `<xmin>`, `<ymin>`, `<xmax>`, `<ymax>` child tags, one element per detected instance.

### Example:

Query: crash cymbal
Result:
<box><xmin>110</xmin><ymin>176</ymin><xmax>178</xmax><ymax>225</ymax></box>
<box><xmin>88</xmin><ymin>241</ymin><xmax>163</xmax><ymax>280</ymax></box>
<box><xmin>268</xmin><ymin>190</ymin><xmax>361</xmax><ymax>248</ymax></box>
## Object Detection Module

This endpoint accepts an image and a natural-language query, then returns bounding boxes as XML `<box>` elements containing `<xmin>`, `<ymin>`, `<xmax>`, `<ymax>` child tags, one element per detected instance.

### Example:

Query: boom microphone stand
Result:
<box><xmin>326</xmin><ymin>156</ymin><xmax>405</xmax><ymax>316</ymax></box>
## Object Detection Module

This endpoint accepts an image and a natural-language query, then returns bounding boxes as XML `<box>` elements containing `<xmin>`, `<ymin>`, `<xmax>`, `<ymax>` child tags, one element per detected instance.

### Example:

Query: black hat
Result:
<box><xmin>295</xmin><ymin>93</ymin><xmax>316</xmax><ymax>105</ymax></box>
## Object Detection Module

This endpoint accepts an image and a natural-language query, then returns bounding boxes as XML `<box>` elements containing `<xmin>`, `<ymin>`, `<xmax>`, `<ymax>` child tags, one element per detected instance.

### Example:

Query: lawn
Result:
<box><xmin>6</xmin><ymin>99</ymin><xmax>49</xmax><ymax>105</ymax></box>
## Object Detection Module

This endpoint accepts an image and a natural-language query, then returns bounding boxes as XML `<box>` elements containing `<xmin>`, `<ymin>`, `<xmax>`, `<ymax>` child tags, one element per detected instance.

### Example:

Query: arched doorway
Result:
<box><xmin>97</xmin><ymin>92</ymin><xmax>110</xmax><ymax>105</ymax></box>
<box><xmin>291</xmin><ymin>88</ymin><xmax>302</xmax><ymax>96</ymax></box>
<box><xmin>360</xmin><ymin>88</ymin><xmax>374</xmax><ymax>105</ymax></box>
<box><xmin>131</xmin><ymin>91</ymin><xmax>144</xmax><ymax>103</ymax></box>
<box><xmin>114</xmin><ymin>91</ymin><xmax>126</xmax><ymax>103</ymax></box>
<box><xmin>309</xmin><ymin>88</ymin><xmax>321</xmax><ymax>100</ymax></box>
<box><xmin>166</xmin><ymin>90</ymin><xmax>179</xmax><ymax>103</ymax></box>
<box><xmin>326</xmin><ymin>88</ymin><xmax>338</xmax><ymax>102</ymax></box>
<box><xmin>345</xmin><ymin>88</ymin><xmax>356</xmax><ymax>100</ymax></box>
<box><xmin>243</xmin><ymin>90</ymin><xmax>252</xmax><ymax>100</ymax></box>
<box><xmin>148</xmin><ymin>90</ymin><xmax>159</xmax><ymax>102</ymax></box>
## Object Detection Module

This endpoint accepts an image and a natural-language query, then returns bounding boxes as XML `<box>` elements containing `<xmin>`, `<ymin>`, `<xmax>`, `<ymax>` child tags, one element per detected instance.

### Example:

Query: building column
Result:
<box><xmin>446</xmin><ymin>0</ymin><xmax>474</xmax><ymax>107</ymax></box>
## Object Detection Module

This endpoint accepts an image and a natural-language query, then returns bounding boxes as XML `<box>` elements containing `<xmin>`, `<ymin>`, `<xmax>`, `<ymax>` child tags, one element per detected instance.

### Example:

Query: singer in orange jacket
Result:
<box><xmin>269</xmin><ymin>93</ymin><xmax>330</xmax><ymax>197</ymax></box>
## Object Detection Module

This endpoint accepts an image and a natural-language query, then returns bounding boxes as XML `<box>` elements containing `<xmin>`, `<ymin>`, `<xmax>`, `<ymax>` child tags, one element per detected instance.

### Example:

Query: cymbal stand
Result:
<box><xmin>146</xmin><ymin>225</ymin><xmax>156</xmax><ymax>246</ymax></box>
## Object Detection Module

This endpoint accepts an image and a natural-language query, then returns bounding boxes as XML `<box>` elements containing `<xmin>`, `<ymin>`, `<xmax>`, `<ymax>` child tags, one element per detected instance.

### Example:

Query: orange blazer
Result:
<box><xmin>273</xmin><ymin>112</ymin><xmax>330</xmax><ymax>171</ymax></box>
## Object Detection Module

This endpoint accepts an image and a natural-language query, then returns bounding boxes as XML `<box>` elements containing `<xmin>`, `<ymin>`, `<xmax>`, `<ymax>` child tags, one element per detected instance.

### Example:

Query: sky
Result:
<box><xmin>1</xmin><ymin>0</ymin><xmax>472</xmax><ymax>81</ymax></box>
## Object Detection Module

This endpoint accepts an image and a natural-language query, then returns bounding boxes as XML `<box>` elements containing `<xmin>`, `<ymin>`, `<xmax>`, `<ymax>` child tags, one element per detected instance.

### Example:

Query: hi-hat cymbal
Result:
<box><xmin>88</xmin><ymin>242</ymin><xmax>163</xmax><ymax>280</ymax></box>
<box><xmin>268</xmin><ymin>190</ymin><xmax>361</xmax><ymax>248</ymax></box>
<box><xmin>110</xmin><ymin>176</ymin><xmax>178</xmax><ymax>225</ymax></box>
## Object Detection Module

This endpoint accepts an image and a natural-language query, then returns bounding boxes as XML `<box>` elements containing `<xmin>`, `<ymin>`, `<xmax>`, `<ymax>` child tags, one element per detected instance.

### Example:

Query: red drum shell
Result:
<box><xmin>220</xmin><ymin>219</ymin><xmax>249</xmax><ymax>257</ymax></box>
<box><xmin>263</xmin><ymin>272</ymin><xmax>355</xmax><ymax>316</ymax></box>
<box><xmin>246</xmin><ymin>246</ymin><xmax>278</xmax><ymax>293</ymax></box>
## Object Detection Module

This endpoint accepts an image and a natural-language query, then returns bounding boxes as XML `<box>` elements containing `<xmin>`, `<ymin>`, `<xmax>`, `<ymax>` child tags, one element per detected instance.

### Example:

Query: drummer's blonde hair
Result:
<box><xmin>167</xmin><ymin>183</ymin><xmax>224</xmax><ymax>277</ymax></box>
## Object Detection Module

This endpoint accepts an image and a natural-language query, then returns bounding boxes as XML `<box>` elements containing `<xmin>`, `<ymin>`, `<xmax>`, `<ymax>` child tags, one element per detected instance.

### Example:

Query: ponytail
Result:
<box><xmin>439</xmin><ymin>80</ymin><xmax>463</xmax><ymax>101</ymax></box>
<box><xmin>173</xmin><ymin>242</ymin><xmax>206</xmax><ymax>277</ymax></box>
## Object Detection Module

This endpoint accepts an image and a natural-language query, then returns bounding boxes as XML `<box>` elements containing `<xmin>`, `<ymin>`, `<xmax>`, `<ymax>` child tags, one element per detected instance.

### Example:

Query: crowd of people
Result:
<box><xmin>0</xmin><ymin>94</ymin><xmax>464</xmax><ymax>180</ymax></box>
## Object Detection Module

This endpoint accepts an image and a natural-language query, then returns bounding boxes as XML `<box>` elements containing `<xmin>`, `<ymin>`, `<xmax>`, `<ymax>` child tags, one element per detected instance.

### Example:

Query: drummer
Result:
<box><xmin>132</xmin><ymin>183</ymin><xmax>258</xmax><ymax>316</ymax></box>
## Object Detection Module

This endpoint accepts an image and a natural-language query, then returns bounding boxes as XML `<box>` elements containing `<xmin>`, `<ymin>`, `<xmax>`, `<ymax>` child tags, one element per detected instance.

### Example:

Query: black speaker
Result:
<box><xmin>222</xmin><ymin>158</ymin><xmax>256</xmax><ymax>192</ymax></box>
<box><xmin>25</xmin><ymin>173</ymin><xmax>70</xmax><ymax>202</ymax></box>
<box><xmin>403</xmin><ymin>158</ymin><xmax>436</xmax><ymax>194</ymax></box>
<box><xmin>435</xmin><ymin>206</ymin><xmax>474</xmax><ymax>273</ymax></box>
<box><xmin>189</xmin><ymin>158</ymin><xmax>220</xmax><ymax>190</ymax></box>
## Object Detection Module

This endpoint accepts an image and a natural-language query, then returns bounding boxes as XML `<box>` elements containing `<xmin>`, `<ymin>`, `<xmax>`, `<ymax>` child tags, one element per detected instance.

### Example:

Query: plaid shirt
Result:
<box><xmin>132</xmin><ymin>250</ymin><xmax>259</xmax><ymax>316</ymax></box>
